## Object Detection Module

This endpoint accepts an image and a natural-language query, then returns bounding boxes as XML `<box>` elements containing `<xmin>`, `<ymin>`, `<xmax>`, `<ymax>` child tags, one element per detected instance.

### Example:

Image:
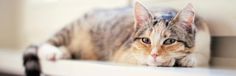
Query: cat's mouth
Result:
<box><xmin>145</xmin><ymin>57</ymin><xmax>176</xmax><ymax>67</ymax></box>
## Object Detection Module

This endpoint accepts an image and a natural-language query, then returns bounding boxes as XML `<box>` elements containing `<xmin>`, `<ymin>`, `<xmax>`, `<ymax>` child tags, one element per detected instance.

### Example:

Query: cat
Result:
<box><xmin>23</xmin><ymin>1</ymin><xmax>211</xmax><ymax>76</ymax></box>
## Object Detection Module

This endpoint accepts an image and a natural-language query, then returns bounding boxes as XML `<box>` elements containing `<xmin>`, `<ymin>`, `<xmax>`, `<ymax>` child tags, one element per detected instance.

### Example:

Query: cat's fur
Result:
<box><xmin>23</xmin><ymin>2</ymin><xmax>210</xmax><ymax>76</ymax></box>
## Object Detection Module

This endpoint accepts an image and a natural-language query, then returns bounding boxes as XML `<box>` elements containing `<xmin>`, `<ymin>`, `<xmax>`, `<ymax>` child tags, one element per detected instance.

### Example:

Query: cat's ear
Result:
<box><xmin>134</xmin><ymin>1</ymin><xmax>152</xmax><ymax>29</ymax></box>
<box><xmin>173</xmin><ymin>3</ymin><xmax>195</xmax><ymax>32</ymax></box>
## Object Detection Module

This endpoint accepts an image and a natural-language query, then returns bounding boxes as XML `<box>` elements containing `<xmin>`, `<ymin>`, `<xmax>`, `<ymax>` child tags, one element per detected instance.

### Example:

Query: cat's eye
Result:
<box><xmin>141</xmin><ymin>38</ymin><xmax>151</xmax><ymax>44</ymax></box>
<box><xmin>163</xmin><ymin>38</ymin><xmax>176</xmax><ymax>45</ymax></box>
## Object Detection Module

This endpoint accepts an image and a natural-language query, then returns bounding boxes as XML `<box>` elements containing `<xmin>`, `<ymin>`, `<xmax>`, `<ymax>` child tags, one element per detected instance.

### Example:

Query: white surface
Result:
<box><xmin>0</xmin><ymin>50</ymin><xmax>24</xmax><ymax>75</ymax></box>
<box><xmin>0</xmin><ymin>50</ymin><xmax>236</xmax><ymax>76</ymax></box>
<box><xmin>41</xmin><ymin>60</ymin><xmax>236</xmax><ymax>76</ymax></box>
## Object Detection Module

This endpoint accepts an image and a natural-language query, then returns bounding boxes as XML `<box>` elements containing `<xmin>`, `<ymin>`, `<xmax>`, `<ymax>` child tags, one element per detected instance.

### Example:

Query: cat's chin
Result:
<box><xmin>145</xmin><ymin>56</ymin><xmax>176</xmax><ymax>67</ymax></box>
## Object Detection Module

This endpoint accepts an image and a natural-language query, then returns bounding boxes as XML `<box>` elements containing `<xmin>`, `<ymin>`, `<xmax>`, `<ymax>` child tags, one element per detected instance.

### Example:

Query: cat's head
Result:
<box><xmin>131</xmin><ymin>2</ymin><xmax>196</xmax><ymax>66</ymax></box>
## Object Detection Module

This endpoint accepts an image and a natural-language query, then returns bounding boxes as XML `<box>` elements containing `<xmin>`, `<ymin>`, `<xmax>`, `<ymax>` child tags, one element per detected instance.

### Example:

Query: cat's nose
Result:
<box><xmin>151</xmin><ymin>53</ymin><xmax>158</xmax><ymax>59</ymax></box>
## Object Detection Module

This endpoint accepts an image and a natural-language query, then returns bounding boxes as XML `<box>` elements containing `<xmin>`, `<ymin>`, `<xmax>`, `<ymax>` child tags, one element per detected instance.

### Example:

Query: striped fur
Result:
<box><xmin>23</xmin><ymin>2</ymin><xmax>210</xmax><ymax>76</ymax></box>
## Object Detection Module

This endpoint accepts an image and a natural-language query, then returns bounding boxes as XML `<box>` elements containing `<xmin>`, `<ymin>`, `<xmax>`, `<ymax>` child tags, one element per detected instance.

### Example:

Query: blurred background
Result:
<box><xmin>0</xmin><ymin>0</ymin><xmax>236</xmax><ymax>75</ymax></box>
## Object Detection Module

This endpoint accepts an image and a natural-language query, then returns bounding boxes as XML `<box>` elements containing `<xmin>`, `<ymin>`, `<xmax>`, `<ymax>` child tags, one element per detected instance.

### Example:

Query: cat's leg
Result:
<box><xmin>37</xmin><ymin>43</ymin><xmax>71</xmax><ymax>61</ymax></box>
<box><xmin>23</xmin><ymin>44</ymin><xmax>41</xmax><ymax>76</ymax></box>
<box><xmin>177</xmin><ymin>52</ymin><xmax>210</xmax><ymax>67</ymax></box>
<box><xmin>23</xmin><ymin>24</ymin><xmax>75</xmax><ymax>76</ymax></box>
<box><xmin>23</xmin><ymin>43</ymin><xmax>72</xmax><ymax>76</ymax></box>
<box><xmin>178</xmin><ymin>25</ymin><xmax>211</xmax><ymax>67</ymax></box>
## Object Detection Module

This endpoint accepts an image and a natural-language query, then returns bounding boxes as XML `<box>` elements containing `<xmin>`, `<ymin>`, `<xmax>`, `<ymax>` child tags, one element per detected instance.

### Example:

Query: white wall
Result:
<box><xmin>19</xmin><ymin>0</ymin><xmax>128</xmax><ymax>49</ymax></box>
<box><xmin>0</xmin><ymin>0</ymin><xmax>21</xmax><ymax>49</ymax></box>
<box><xmin>0</xmin><ymin>0</ymin><xmax>128</xmax><ymax>50</ymax></box>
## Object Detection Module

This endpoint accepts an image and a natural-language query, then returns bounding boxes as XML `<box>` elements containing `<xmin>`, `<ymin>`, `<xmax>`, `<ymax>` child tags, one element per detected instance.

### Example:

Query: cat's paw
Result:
<box><xmin>178</xmin><ymin>54</ymin><xmax>196</xmax><ymax>67</ymax></box>
<box><xmin>38</xmin><ymin>44</ymin><xmax>70</xmax><ymax>61</ymax></box>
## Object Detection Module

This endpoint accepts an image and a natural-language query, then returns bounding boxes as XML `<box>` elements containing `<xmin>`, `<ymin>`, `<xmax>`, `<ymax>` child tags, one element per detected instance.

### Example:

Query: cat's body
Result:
<box><xmin>23</xmin><ymin>2</ymin><xmax>210</xmax><ymax>76</ymax></box>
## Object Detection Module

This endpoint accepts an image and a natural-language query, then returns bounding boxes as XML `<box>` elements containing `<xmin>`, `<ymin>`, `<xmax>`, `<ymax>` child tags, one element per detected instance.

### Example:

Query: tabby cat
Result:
<box><xmin>23</xmin><ymin>1</ymin><xmax>211</xmax><ymax>76</ymax></box>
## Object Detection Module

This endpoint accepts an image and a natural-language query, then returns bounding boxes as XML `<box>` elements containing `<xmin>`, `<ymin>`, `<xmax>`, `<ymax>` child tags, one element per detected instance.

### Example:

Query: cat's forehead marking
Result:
<box><xmin>149</xmin><ymin>22</ymin><xmax>167</xmax><ymax>46</ymax></box>
<box><xmin>153</xmin><ymin>21</ymin><xmax>167</xmax><ymax>34</ymax></box>
<box><xmin>150</xmin><ymin>29</ymin><xmax>160</xmax><ymax>46</ymax></box>
<box><xmin>149</xmin><ymin>22</ymin><xmax>174</xmax><ymax>47</ymax></box>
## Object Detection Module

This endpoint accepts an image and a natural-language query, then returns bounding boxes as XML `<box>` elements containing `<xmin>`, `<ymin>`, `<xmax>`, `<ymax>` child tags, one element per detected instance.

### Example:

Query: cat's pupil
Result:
<box><xmin>163</xmin><ymin>38</ymin><xmax>176</xmax><ymax>45</ymax></box>
<box><xmin>141</xmin><ymin>38</ymin><xmax>151</xmax><ymax>44</ymax></box>
<box><xmin>165</xmin><ymin>22</ymin><xmax>169</xmax><ymax>26</ymax></box>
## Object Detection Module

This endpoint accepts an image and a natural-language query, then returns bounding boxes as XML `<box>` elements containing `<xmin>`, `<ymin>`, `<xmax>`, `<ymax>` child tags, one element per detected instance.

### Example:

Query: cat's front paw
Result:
<box><xmin>178</xmin><ymin>54</ymin><xmax>196</xmax><ymax>67</ymax></box>
<box><xmin>38</xmin><ymin>44</ymin><xmax>70</xmax><ymax>61</ymax></box>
